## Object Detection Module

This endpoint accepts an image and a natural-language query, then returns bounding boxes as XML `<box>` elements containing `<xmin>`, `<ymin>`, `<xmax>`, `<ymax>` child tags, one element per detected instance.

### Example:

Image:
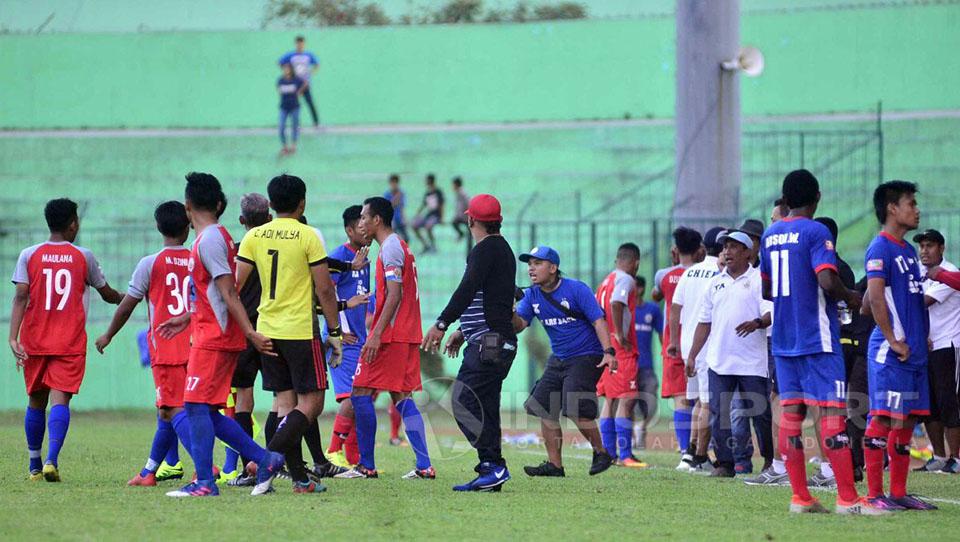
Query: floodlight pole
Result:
<box><xmin>673</xmin><ymin>0</ymin><xmax>741</xmax><ymax>231</ymax></box>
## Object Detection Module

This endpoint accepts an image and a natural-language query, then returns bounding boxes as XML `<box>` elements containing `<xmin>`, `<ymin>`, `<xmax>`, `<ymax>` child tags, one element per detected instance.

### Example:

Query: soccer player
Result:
<box><xmin>326</xmin><ymin>205</ymin><xmax>375</xmax><ymax>468</ymax></box>
<box><xmin>633</xmin><ymin>276</ymin><xmax>662</xmax><ymax>451</ymax></box>
<box><xmin>158</xmin><ymin>172</ymin><xmax>285</xmax><ymax>498</ymax></box>
<box><xmin>234</xmin><ymin>174</ymin><xmax>345</xmax><ymax>493</ymax></box>
<box><xmin>654</xmin><ymin>227</ymin><xmax>701</xmax><ymax>468</ymax></box>
<box><xmin>94</xmin><ymin>201</ymin><xmax>194</xmax><ymax>486</ymax></box>
<box><xmin>860</xmin><ymin>181</ymin><xmax>936</xmax><ymax>510</ymax></box>
<box><xmin>515</xmin><ymin>246</ymin><xmax>617</xmax><ymax>476</ymax></box>
<box><xmin>595</xmin><ymin>243</ymin><xmax>646</xmax><ymax>467</ymax></box>
<box><xmin>9</xmin><ymin>198</ymin><xmax>123</xmax><ymax>481</ymax></box>
<box><xmin>337</xmin><ymin>196</ymin><xmax>434</xmax><ymax>480</ymax></box>
<box><xmin>759</xmin><ymin>169</ymin><xmax>872</xmax><ymax>514</ymax></box>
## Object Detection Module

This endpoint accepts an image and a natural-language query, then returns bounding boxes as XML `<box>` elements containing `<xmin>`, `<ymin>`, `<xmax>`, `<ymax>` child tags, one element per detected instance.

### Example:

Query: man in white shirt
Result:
<box><xmin>686</xmin><ymin>231</ymin><xmax>773</xmax><ymax>478</ymax></box>
<box><xmin>915</xmin><ymin>229</ymin><xmax>960</xmax><ymax>473</ymax></box>
<box><xmin>668</xmin><ymin>226</ymin><xmax>725</xmax><ymax>472</ymax></box>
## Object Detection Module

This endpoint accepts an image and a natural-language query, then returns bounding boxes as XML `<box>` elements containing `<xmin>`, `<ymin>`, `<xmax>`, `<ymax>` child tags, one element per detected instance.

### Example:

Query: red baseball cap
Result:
<box><xmin>465</xmin><ymin>194</ymin><xmax>502</xmax><ymax>222</ymax></box>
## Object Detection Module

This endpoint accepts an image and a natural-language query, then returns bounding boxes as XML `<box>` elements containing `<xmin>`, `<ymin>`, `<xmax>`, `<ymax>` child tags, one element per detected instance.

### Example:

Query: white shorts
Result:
<box><xmin>685</xmin><ymin>364</ymin><xmax>710</xmax><ymax>403</ymax></box>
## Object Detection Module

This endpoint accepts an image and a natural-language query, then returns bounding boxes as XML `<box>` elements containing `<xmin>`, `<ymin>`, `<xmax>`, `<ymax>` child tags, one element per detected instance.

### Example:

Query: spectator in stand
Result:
<box><xmin>278</xmin><ymin>36</ymin><xmax>320</xmax><ymax>127</ymax></box>
<box><xmin>277</xmin><ymin>63</ymin><xmax>306</xmax><ymax>156</ymax></box>
<box><xmin>413</xmin><ymin>174</ymin><xmax>445</xmax><ymax>253</ymax></box>
<box><xmin>451</xmin><ymin>177</ymin><xmax>470</xmax><ymax>241</ymax></box>
<box><xmin>383</xmin><ymin>174</ymin><xmax>408</xmax><ymax>242</ymax></box>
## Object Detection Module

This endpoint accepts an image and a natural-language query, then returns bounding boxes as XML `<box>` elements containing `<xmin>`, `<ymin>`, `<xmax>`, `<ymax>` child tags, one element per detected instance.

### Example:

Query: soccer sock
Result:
<box><xmin>344</xmin><ymin>429</ymin><xmax>360</xmax><ymax>465</ymax></box>
<box><xmin>234</xmin><ymin>411</ymin><xmax>255</xmax><ymax>466</ymax></box>
<box><xmin>389</xmin><ymin>401</ymin><xmax>402</xmax><ymax>440</ymax></box>
<box><xmin>211</xmin><ymin>410</ymin><xmax>267</xmax><ymax>466</ymax></box>
<box><xmin>771</xmin><ymin>458</ymin><xmax>787</xmax><ymax>475</ymax></box>
<box><xmin>674</xmin><ymin>407</ymin><xmax>693</xmax><ymax>453</ymax></box>
<box><xmin>223</xmin><ymin>447</ymin><xmax>239</xmax><ymax>474</ymax></box>
<box><xmin>864</xmin><ymin>417</ymin><xmax>890</xmax><ymax>499</ymax></box>
<box><xmin>25</xmin><ymin>406</ymin><xmax>45</xmax><ymax>472</ymax></box>
<box><xmin>264</xmin><ymin>411</ymin><xmax>279</xmax><ymax>446</ymax></box>
<box><xmin>303</xmin><ymin>421</ymin><xmax>329</xmax><ymax>466</ymax></box>
<box><xmin>614</xmin><ymin>417</ymin><xmax>634</xmax><ymax>460</ymax></box>
<box><xmin>46</xmin><ymin>404</ymin><xmax>70</xmax><ymax>467</ymax></box>
<box><xmin>352</xmin><ymin>395</ymin><xmax>378</xmax><ymax>470</ymax></box>
<box><xmin>780</xmin><ymin>411</ymin><xmax>812</xmax><ymax>501</ymax></box>
<box><xmin>397</xmin><ymin>398</ymin><xmax>431</xmax><ymax>469</ymax></box>
<box><xmin>820</xmin><ymin>415</ymin><xmax>857</xmax><ymax>503</ymax></box>
<box><xmin>164</xmin><ymin>435</ymin><xmax>180</xmax><ymax>466</ymax></box>
<box><xmin>328</xmin><ymin>414</ymin><xmax>352</xmax><ymax>453</ymax></box>
<box><xmin>184</xmin><ymin>402</ymin><xmax>215</xmax><ymax>482</ymax></box>
<box><xmin>142</xmin><ymin>417</ymin><xmax>176</xmax><ymax>477</ymax></box>
<box><xmin>888</xmin><ymin>426</ymin><xmax>914</xmax><ymax>498</ymax></box>
<box><xmin>599</xmin><ymin>417</ymin><xmax>617</xmax><ymax>458</ymax></box>
<box><xmin>268</xmin><ymin>410</ymin><xmax>311</xmax><ymax>482</ymax></box>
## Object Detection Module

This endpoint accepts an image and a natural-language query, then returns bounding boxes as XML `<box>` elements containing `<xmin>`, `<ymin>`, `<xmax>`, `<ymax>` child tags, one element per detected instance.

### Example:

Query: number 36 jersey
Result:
<box><xmin>12</xmin><ymin>241</ymin><xmax>107</xmax><ymax>356</ymax></box>
<box><xmin>128</xmin><ymin>246</ymin><xmax>192</xmax><ymax>365</ymax></box>
<box><xmin>864</xmin><ymin>231</ymin><xmax>929</xmax><ymax>370</ymax></box>
<box><xmin>760</xmin><ymin>217</ymin><xmax>841</xmax><ymax>357</ymax></box>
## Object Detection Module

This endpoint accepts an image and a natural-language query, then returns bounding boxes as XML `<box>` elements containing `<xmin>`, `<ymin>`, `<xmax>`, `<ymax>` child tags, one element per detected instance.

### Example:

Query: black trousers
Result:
<box><xmin>452</xmin><ymin>342</ymin><xmax>516</xmax><ymax>466</ymax></box>
<box><xmin>708</xmin><ymin>369</ymin><xmax>774</xmax><ymax>468</ymax></box>
<box><xmin>844</xmin><ymin>346</ymin><xmax>868</xmax><ymax>469</ymax></box>
<box><xmin>301</xmin><ymin>87</ymin><xmax>319</xmax><ymax>125</ymax></box>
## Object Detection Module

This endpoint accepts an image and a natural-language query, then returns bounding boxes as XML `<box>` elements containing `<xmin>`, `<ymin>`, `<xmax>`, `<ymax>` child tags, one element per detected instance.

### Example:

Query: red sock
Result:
<box><xmin>344</xmin><ymin>430</ymin><xmax>360</xmax><ymax>465</ymax></box>
<box><xmin>389</xmin><ymin>402</ymin><xmax>402</xmax><ymax>440</ymax></box>
<box><xmin>780</xmin><ymin>411</ymin><xmax>812</xmax><ymax>501</ymax></box>
<box><xmin>820</xmin><ymin>415</ymin><xmax>858</xmax><ymax>503</ymax></box>
<box><xmin>864</xmin><ymin>417</ymin><xmax>890</xmax><ymax>498</ymax></box>
<box><xmin>327</xmin><ymin>414</ymin><xmax>353</xmax><ymax>453</ymax></box>
<box><xmin>887</xmin><ymin>425</ymin><xmax>914</xmax><ymax>498</ymax></box>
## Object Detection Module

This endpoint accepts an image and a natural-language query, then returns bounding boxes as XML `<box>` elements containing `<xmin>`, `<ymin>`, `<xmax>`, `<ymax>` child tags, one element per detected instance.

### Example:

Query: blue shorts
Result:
<box><xmin>328</xmin><ymin>344</ymin><xmax>361</xmax><ymax>401</ymax></box>
<box><xmin>775</xmin><ymin>352</ymin><xmax>846</xmax><ymax>408</ymax></box>
<box><xmin>867</xmin><ymin>361</ymin><xmax>930</xmax><ymax>420</ymax></box>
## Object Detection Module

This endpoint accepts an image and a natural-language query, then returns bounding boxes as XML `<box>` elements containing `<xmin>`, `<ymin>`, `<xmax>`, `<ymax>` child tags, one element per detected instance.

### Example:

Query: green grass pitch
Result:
<box><xmin>0</xmin><ymin>410</ymin><xmax>958</xmax><ymax>541</ymax></box>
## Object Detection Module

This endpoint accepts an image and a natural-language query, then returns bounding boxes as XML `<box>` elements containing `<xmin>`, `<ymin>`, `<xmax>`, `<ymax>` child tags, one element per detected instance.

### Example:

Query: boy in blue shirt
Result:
<box><xmin>514</xmin><ymin>246</ymin><xmax>617</xmax><ymax>477</ymax></box>
<box><xmin>633</xmin><ymin>276</ymin><xmax>663</xmax><ymax>450</ymax></box>
<box><xmin>277</xmin><ymin>63</ymin><xmax>306</xmax><ymax>155</ymax></box>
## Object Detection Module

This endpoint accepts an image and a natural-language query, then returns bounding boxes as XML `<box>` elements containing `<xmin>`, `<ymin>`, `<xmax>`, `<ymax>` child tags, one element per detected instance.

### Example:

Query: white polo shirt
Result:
<box><xmin>697</xmin><ymin>265</ymin><xmax>772</xmax><ymax>377</ymax></box>
<box><xmin>922</xmin><ymin>259</ymin><xmax>960</xmax><ymax>350</ymax></box>
<box><xmin>674</xmin><ymin>255</ymin><xmax>720</xmax><ymax>364</ymax></box>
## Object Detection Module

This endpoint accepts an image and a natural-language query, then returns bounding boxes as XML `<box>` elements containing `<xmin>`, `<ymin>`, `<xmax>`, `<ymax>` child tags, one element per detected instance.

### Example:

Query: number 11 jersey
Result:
<box><xmin>760</xmin><ymin>216</ymin><xmax>841</xmax><ymax>357</ymax></box>
<box><xmin>128</xmin><ymin>246</ymin><xmax>192</xmax><ymax>365</ymax></box>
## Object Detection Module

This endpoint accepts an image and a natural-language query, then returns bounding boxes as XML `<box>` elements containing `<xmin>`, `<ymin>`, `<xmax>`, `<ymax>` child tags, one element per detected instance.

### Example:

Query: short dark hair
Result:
<box><xmin>774</xmin><ymin>197</ymin><xmax>789</xmax><ymax>215</ymax></box>
<box><xmin>672</xmin><ymin>227</ymin><xmax>702</xmax><ymax>256</ymax></box>
<box><xmin>814</xmin><ymin>217</ymin><xmax>839</xmax><ymax>244</ymax></box>
<box><xmin>426</xmin><ymin>173</ymin><xmax>436</xmax><ymax>185</ymax></box>
<box><xmin>155</xmin><ymin>201</ymin><xmax>189</xmax><ymax>238</ymax></box>
<box><xmin>184</xmin><ymin>172</ymin><xmax>225</xmax><ymax>214</ymax></box>
<box><xmin>478</xmin><ymin>220</ymin><xmax>501</xmax><ymax>234</ymax></box>
<box><xmin>873</xmin><ymin>180</ymin><xmax>918</xmax><ymax>225</ymax></box>
<box><xmin>268</xmin><ymin>174</ymin><xmax>307</xmax><ymax>214</ymax></box>
<box><xmin>342</xmin><ymin>205</ymin><xmax>362</xmax><ymax>227</ymax></box>
<box><xmin>782</xmin><ymin>169</ymin><xmax>819</xmax><ymax>209</ymax></box>
<box><xmin>453</xmin><ymin>176</ymin><xmax>463</xmax><ymax>187</ymax></box>
<box><xmin>364</xmin><ymin>196</ymin><xmax>394</xmax><ymax>226</ymax></box>
<box><xmin>295</xmin><ymin>35</ymin><xmax>305</xmax><ymax>42</ymax></box>
<box><xmin>44</xmin><ymin>198</ymin><xmax>78</xmax><ymax>233</ymax></box>
<box><xmin>635</xmin><ymin>275</ymin><xmax>647</xmax><ymax>289</ymax></box>
<box><xmin>617</xmin><ymin>242</ymin><xmax>641</xmax><ymax>261</ymax></box>
<box><xmin>389</xmin><ymin>174</ymin><xmax>400</xmax><ymax>183</ymax></box>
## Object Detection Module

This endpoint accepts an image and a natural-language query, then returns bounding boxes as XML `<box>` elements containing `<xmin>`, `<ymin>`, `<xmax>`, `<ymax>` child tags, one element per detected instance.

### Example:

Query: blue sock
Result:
<box><xmin>164</xmin><ymin>434</ymin><xmax>180</xmax><ymax>466</ymax></box>
<box><xmin>674</xmin><ymin>407</ymin><xmax>693</xmax><ymax>454</ymax></box>
<box><xmin>142</xmin><ymin>417</ymin><xmax>176</xmax><ymax>477</ymax></box>
<box><xmin>171</xmin><ymin>410</ymin><xmax>193</xmax><ymax>453</ymax></box>
<box><xmin>614</xmin><ymin>417</ymin><xmax>633</xmax><ymax>460</ymax></box>
<box><xmin>599</xmin><ymin>417</ymin><xmax>617</xmax><ymax>458</ymax></box>
<box><xmin>396</xmin><ymin>398</ymin><xmax>431</xmax><ymax>470</ymax></box>
<box><xmin>25</xmin><ymin>406</ymin><xmax>45</xmax><ymax>472</ymax></box>
<box><xmin>184</xmin><ymin>402</ymin><xmax>215</xmax><ymax>482</ymax></box>
<box><xmin>211</xmin><ymin>411</ymin><xmax>266</xmax><ymax>465</ymax></box>
<box><xmin>223</xmin><ymin>447</ymin><xmax>239</xmax><ymax>474</ymax></box>
<box><xmin>352</xmin><ymin>395</ymin><xmax>377</xmax><ymax>470</ymax></box>
<box><xmin>46</xmin><ymin>404</ymin><xmax>70</xmax><ymax>467</ymax></box>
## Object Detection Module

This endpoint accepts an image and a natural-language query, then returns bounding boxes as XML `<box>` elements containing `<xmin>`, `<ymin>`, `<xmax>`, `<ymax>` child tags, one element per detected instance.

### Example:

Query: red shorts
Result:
<box><xmin>153</xmin><ymin>364</ymin><xmax>187</xmax><ymax>408</ymax></box>
<box><xmin>660</xmin><ymin>355</ymin><xmax>688</xmax><ymax>398</ymax></box>
<box><xmin>23</xmin><ymin>354</ymin><xmax>86</xmax><ymax>395</ymax></box>
<box><xmin>352</xmin><ymin>342</ymin><xmax>421</xmax><ymax>393</ymax></box>
<box><xmin>596</xmin><ymin>353</ymin><xmax>638</xmax><ymax>399</ymax></box>
<box><xmin>183</xmin><ymin>348</ymin><xmax>239</xmax><ymax>408</ymax></box>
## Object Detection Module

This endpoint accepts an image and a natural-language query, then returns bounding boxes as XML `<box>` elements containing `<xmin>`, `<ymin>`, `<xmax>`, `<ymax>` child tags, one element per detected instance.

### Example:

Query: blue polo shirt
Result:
<box><xmin>516</xmin><ymin>278</ymin><xmax>605</xmax><ymax>360</ymax></box>
<box><xmin>634</xmin><ymin>301</ymin><xmax>663</xmax><ymax>370</ymax></box>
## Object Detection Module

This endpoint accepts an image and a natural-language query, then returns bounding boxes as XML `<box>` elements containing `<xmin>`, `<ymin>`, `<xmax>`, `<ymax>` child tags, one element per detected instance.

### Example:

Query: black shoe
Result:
<box><xmin>590</xmin><ymin>451</ymin><xmax>614</xmax><ymax>476</ymax></box>
<box><xmin>312</xmin><ymin>462</ymin><xmax>349</xmax><ymax>479</ymax></box>
<box><xmin>709</xmin><ymin>465</ymin><xmax>736</xmax><ymax>478</ymax></box>
<box><xmin>524</xmin><ymin>461</ymin><xmax>565</xmax><ymax>477</ymax></box>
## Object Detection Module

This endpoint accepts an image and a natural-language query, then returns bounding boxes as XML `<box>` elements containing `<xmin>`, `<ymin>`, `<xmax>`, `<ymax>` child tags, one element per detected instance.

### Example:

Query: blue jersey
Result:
<box><xmin>277</xmin><ymin>76</ymin><xmax>304</xmax><ymax>110</ymax></box>
<box><xmin>864</xmin><ymin>232</ymin><xmax>929</xmax><ymax>371</ymax></box>
<box><xmin>516</xmin><ymin>278</ymin><xmax>605</xmax><ymax>360</ymax></box>
<box><xmin>634</xmin><ymin>302</ymin><xmax>662</xmax><ymax>370</ymax></box>
<box><xmin>384</xmin><ymin>189</ymin><xmax>406</xmax><ymax>225</ymax></box>
<box><xmin>760</xmin><ymin>216</ymin><xmax>841</xmax><ymax>357</ymax></box>
<box><xmin>327</xmin><ymin>243</ymin><xmax>373</xmax><ymax>343</ymax></box>
<box><xmin>278</xmin><ymin>51</ymin><xmax>318</xmax><ymax>80</ymax></box>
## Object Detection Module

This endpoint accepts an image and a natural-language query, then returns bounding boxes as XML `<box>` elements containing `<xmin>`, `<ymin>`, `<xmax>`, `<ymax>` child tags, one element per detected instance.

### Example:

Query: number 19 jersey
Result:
<box><xmin>760</xmin><ymin>216</ymin><xmax>841</xmax><ymax>357</ymax></box>
<box><xmin>128</xmin><ymin>246</ymin><xmax>192</xmax><ymax>365</ymax></box>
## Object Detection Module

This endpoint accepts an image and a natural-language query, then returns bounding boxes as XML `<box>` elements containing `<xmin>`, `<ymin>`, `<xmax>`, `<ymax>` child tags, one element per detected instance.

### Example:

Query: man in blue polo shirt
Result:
<box><xmin>515</xmin><ymin>246</ymin><xmax>617</xmax><ymax>477</ymax></box>
<box><xmin>278</xmin><ymin>35</ymin><xmax>320</xmax><ymax>127</ymax></box>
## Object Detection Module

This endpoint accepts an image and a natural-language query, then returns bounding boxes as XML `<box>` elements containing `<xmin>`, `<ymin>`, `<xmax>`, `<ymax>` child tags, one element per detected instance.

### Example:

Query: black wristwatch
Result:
<box><xmin>328</xmin><ymin>326</ymin><xmax>343</xmax><ymax>338</ymax></box>
<box><xmin>753</xmin><ymin>318</ymin><xmax>764</xmax><ymax>328</ymax></box>
<box><xmin>604</xmin><ymin>347</ymin><xmax>616</xmax><ymax>356</ymax></box>
<box><xmin>436</xmin><ymin>320</ymin><xmax>448</xmax><ymax>331</ymax></box>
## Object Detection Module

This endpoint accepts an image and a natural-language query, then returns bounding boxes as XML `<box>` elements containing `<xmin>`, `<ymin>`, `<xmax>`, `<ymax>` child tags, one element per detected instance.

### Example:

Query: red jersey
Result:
<box><xmin>188</xmin><ymin>224</ymin><xmax>245</xmax><ymax>352</ymax></box>
<box><xmin>12</xmin><ymin>241</ymin><xmax>106</xmax><ymax>356</ymax></box>
<box><xmin>596</xmin><ymin>269</ymin><xmax>638</xmax><ymax>355</ymax></box>
<box><xmin>373</xmin><ymin>234</ymin><xmax>422</xmax><ymax>344</ymax></box>
<box><xmin>129</xmin><ymin>246</ymin><xmax>192</xmax><ymax>365</ymax></box>
<box><xmin>658</xmin><ymin>265</ymin><xmax>686</xmax><ymax>358</ymax></box>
